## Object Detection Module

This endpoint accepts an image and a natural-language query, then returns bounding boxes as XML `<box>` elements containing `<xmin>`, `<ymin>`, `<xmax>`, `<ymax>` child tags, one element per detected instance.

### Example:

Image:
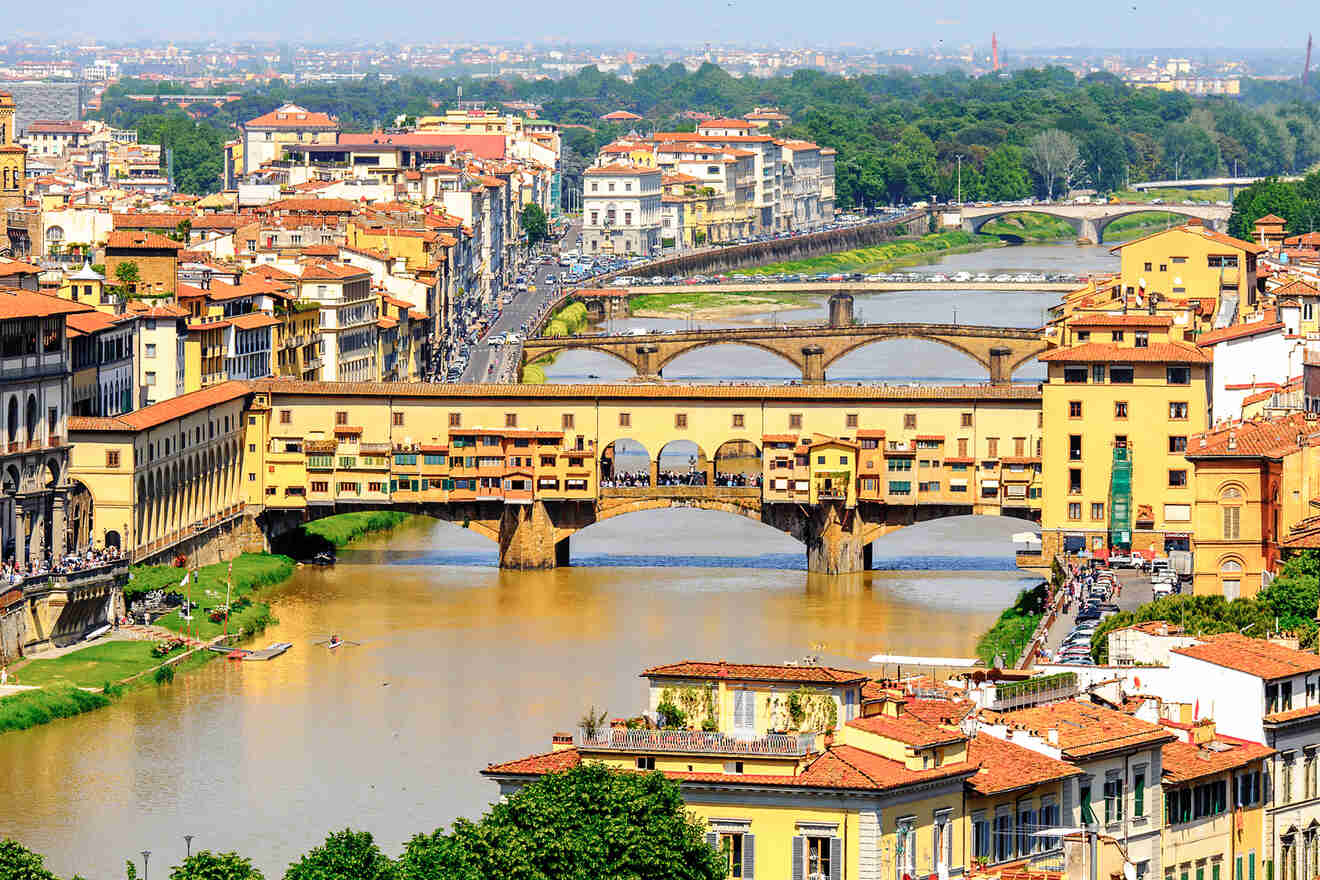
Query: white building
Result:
<box><xmin>1196</xmin><ymin>308</ymin><xmax>1292</xmax><ymax>423</ymax></box>
<box><xmin>582</xmin><ymin>164</ymin><xmax>662</xmax><ymax>256</ymax></box>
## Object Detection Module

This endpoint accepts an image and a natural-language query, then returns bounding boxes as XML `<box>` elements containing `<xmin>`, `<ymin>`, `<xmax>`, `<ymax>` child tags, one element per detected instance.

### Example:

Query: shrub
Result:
<box><xmin>154</xmin><ymin>664</ymin><xmax>175</xmax><ymax>685</ymax></box>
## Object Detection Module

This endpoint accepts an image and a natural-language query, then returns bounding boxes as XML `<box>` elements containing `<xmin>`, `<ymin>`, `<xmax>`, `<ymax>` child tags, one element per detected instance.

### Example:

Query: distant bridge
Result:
<box><xmin>523</xmin><ymin>318</ymin><xmax>1048</xmax><ymax>385</ymax></box>
<box><xmin>957</xmin><ymin>202</ymin><xmax>1231</xmax><ymax>242</ymax></box>
<box><xmin>1130</xmin><ymin>176</ymin><xmax>1300</xmax><ymax>193</ymax></box>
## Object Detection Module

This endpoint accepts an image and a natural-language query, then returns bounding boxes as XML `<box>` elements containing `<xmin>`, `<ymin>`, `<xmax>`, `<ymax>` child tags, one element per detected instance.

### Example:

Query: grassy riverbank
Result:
<box><xmin>629</xmin><ymin>290</ymin><xmax>813</xmax><ymax>317</ymax></box>
<box><xmin>274</xmin><ymin>510</ymin><xmax>419</xmax><ymax>557</ymax></box>
<box><xmin>0</xmin><ymin>686</ymin><xmax>110</xmax><ymax>733</ymax></box>
<box><xmin>523</xmin><ymin>302</ymin><xmax>592</xmax><ymax>383</ymax></box>
<box><xmin>730</xmin><ymin>230</ymin><xmax>991</xmax><ymax>275</ymax></box>
<box><xmin>974</xmin><ymin>582</ymin><xmax>1049</xmax><ymax>667</ymax></box>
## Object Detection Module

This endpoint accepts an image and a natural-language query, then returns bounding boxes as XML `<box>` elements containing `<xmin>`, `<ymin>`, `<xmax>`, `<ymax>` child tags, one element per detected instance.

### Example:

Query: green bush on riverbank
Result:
<box><xmin>975</xmin><ymin>582</ymin><xmax>1049</xmax><ymax>667</ymax></box>
<box><xmin>730</xmin><ymin>230</ymin><xmax>988</xmax><ymax>275</ymax></box>
<box><xmin>0</xmin><ymin>686</ymin><xmax>109</xmax><ymax>733</ymax></box>
<box><xmin>131</xmin><ymin>553</ymin><xmax>294</xmax><ymax>641</ymax></box>
<box><xmin>274</xmin><ymin>510</ymin><xmax>415</xmax><ymax>558</ymax></box>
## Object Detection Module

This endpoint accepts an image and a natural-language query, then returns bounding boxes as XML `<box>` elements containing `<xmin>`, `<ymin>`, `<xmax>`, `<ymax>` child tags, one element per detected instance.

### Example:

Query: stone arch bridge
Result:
<box><xmin>521</xmin><ymin>321</ymin><xmax>1049</xmax><ymax>384</ymax></box>
<box><xmin>959</xmin><ymin>202</ymin><xmax>1231</xmax><ymax>242</ymax></box>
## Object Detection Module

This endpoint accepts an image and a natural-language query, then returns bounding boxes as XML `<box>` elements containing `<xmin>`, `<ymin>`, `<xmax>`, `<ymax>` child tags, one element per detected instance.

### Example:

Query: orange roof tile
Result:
<box><xmin>1068</xmin><ymin>313</ymin><xmax>1173</xmax><ymax>328</ymax></box>
<box><xmin>966</xmin><ymin>733</ymin><xmax>1082</xmax><ymax>795</ymax></box>
<box><xmin>0</xmin><ymin>289</ymin><xmax>95</xmax><ymax>320</ymax></box>
<box><xmin>994</xmin><ymin>702</ymin><xmax>1174</xmax><ymax>760</ymax></box>
<box><xmin>68</xmin><ymin>381</ymin><xmax>249</xmax><ymax>432</ymax></box>
<box><xmin>846</xmin><ymin>713</ymin><xmax>963</xmax><ymax>748</ymax></box>
<box><xmin>1172</xmin><ymin>632</ymin><xmax>1320</xmax><ymax>680</ymax></box>
<box><xmin>1039</xmin><ymin>342</ymin><xmax>1210</xmax><ymax>364</ymax></box>
<box><xmin>1197</xmin><ymin>315</ymin><xmax>1284</xmax><ymax>346</ymax></box>
<box><xmin>105</xmin><ymin>230</ymin><xmax>183</xmax><ymax>251</ymax></box>
<box><xmin>244</xmin><ymin>104</ymin><xmax>338</xmax><ymax>129</ymax></box>
<box><xmin>230</xmin><ymin>312</ymin><xmax>281</xmax><ymax>330</ymax></box>
<box><xmin>643</xmin><ymin>659</ymin><xmax>866</xmax><ymax>685</ymax></box>
<box><xmin>1161</xmin><ymin>735</ymin><xmax>1273</xmax><ymax>783</ymax></box>
<box><xmin>301</xmin><ymin>261</ymin><xmax>369</xmax><ymax>281</ymax></box>
<box><xmin>1186</xmin><ymin>413</ymin><xmax>1311</xmax><ymax>459</ymax></box>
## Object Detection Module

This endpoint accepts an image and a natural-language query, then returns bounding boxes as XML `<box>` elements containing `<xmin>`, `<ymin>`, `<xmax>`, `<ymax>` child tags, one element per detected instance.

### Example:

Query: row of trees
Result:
<box><xmin>92</xmin><ymin>65</ymin><xmax>1320</xmax><ymax>206</ymax></box>
<box><xmin>1091</xmin><ymin>550</ymin><xmax>1320</xmax><ymax>662</ymax></box>
<box><xmin>1226</xmin><ymin>170</ymin><xmax>1320</xmax><ymax>239</ymax></box>
<box><xmin>1</xmin><ymin>764</ymin><xmax>727</xmax><ymax>880</ymax></box>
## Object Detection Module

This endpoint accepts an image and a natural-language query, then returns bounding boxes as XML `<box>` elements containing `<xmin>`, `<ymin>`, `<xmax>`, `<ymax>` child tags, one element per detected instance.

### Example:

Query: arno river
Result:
<box><xmin>0</xmin><ymin>242</ymin><xmax>1116</xmax><ymax>879</ymax></box>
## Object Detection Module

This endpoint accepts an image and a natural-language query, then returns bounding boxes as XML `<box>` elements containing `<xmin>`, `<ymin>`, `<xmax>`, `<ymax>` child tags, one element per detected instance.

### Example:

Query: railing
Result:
<box><xmin>129</xmin><ymin>503</ymin><xmax>246</xmax><ymax>563</ymax></box>
<box><xmin>578</xmin><ymin>727</ymin><xmax>814</xmax><ymax>756</ymax></box>
<box><xmin>987</xmin><ymin>672</ymin><xmax>1079</xmax><ymax>711</ymax></box>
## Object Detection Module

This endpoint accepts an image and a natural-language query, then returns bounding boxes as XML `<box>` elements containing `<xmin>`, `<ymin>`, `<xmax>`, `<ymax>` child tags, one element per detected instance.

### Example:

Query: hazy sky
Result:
<box><xmin>21</xmin><ymin>0</ymin><xmax>1320</xmax><ymax>48</ymax></box>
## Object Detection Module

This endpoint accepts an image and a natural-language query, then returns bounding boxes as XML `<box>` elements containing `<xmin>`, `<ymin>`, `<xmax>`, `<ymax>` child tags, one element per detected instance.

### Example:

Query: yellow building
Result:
<box><xmin>1161</xmin><ymin>721</ymin><xmax>1272</xmax><ymax>880</ymax></box>
<box><xmin>1040</xmin><ymin>313</ymin><xmax>1211</xmax><ymax>559</ymax></box>
<box><xmin>1184</xmin><ymin>412</ymin><xmax>1320</xmax><ymax>598</ymax></box>
<box><xmin>1110</xmin><ymin>223</ymin><xmax>1265</xmax><ymax>330</ymax></box>
<box><xmin>486</xmin><ymin>660</ymin><xmax>978</xmax><ymax>880</ymax></box>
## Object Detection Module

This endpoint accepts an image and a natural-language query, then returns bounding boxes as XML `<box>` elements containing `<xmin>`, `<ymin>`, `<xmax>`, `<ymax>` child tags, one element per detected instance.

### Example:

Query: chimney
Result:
<box><xmin>551</xmin><ymin>732</ymin><xmax>574</xmax><ymax>751</ymax></box>
<box><xmin>1047</xmin><ymin>727</ymin><xmax>1060</xmax><ymax>746</ymax></box>
<box><xmin>1228</xmin><ymin>433</ymin><xmax>1238</xmax><ymax>451</ymax></box>
<box><xmin>1191</xmin><ymin>718</ymin><xmax>1216</xmax><ymax>745</ymax></box>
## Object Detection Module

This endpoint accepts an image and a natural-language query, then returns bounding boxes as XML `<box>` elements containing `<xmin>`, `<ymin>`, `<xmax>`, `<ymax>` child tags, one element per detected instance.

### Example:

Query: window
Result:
<box><xmin>1169</xmin><ymin>470</ymin><xmax>1187</xmax><ymax>487</ymax></box>
<box><xmin>845</xmin><ymin>413</ymin><xmax>858</xmax><ymax>428</ymax></box>
<box><xmin>635</xmin><ymin>756</ymin><xmax>655</xmax><ymax>770</ymax></box>
<box><xmin>505</xmin><ymin>413</ymin><xmax>517</xmax><ymax>428</ymax></box>
<box><xmin>1104</xmin><ymin>775</ymin><xmax>1124</xmax><ymax>824</ymax></box>
<box><xmin>1167</xmin><ymin>366</ymin><xmax>1190</xmax><ymax>385</ymax></box>
<box><xmin>994</xmin><ymin>810</ymin><xmax>1013</xmax><ymax>862</ymax></box>
<box><xmin>675</xmin><ymin>413</ymin><xmax>688</xmax><ymax>429</ymax></box>
<box><xmin>280</xmin><ymin>409</ymin><xmax>291</xmax><ymax>424</ymax></box>
<box><xmin>1092</xmin><ymin>364</ymin><xmax>1106</xmax><ymax>383</ymax></box>
<box><xmin>449</xmin><ymin>412</ymin><xmax>461</xmax><ymax>427</ymax></box>
<box><xmin>732</xmin><ymin>413</ymin><xmax>745</xmax><ymax>428</ymax></box>
<box><xmin>1069</xmin><ymin>435</ymin><xmax>1082</xmax><ymax>461</ymax></box>
<box><xmin>145</xmin><ymin>343</ymin><xmax>156</xmax><ymax>357</ymax></box>
<box><xmin>972</xmin><ymin>812</ymin><xmax>991</xmax><ymax>861</ymax></box>
<box><xmin>1144</xmin><ymin>262</ymin><xmax>1153</xmax><ymax>271</ymax></box>
<box><xmin>1169</xmin><ymin>402</ymin><xmax>1189</xmax><ymax>420</ymax></box>
<box><xmin>904</xmin><ymin>413</ymin><xmax>917</xmax><ymax>429</ymax></box>
<box><xmin>1165</xmin><ymin>503</ymin><xmax>1192</xmax><ymax>522</ymax></box>
<box><xmin>1069</xmin><ymin>469</ymin><xmax>1082</xmax><ymax>494</ymax></box>
<box><xmin>145</xmin><ymin>371</ymin><xmax>156</xmax><ymax>387</ymax></box>
<box><xmin>1069</xmin><ymin>401</ymin><xmax>1083</xmax><ymax>418</ymax></box>
<box><xmin>806</xmin><ymin>836</ymin><xmax>832</xmax><ymax>879</ymax></box>
<box><xmin>393</xmin><ymin>412</ymin><xmax>404</xmax><ymax>426</ymax></box>
<box><xmin>1064</xmin><ymin>366</ymin><xmax>1089</xmax><ymax>383</ymax></box>
<box><xmin>1169</xmin><ymin>435</ymin><xmax>1188</xmax><ymax>453</ymax></box>
<box><xmin>1092</xmin><ymin>502</ymin><xmax>1105</xmax><ymax>520</ymax></box>
<box><xmin>1134</xmin><ymin>768</ymin><xmax>1146</xmax><ymax>817</ymax></box>
<box><xmin>720</xmin><ymin>833</ymin><xmax>745</xmax><ymax>878</ymax></box>
<box><xmin>1110</xmin><ymin>365</ymin><xmax>1134</xmax><ymax>383</ymax></box>
<box><xmin>957</xmin><ymin>438</ymin><xmax>969</xmax><ymax>457</ymax></box>
<box><xmin>987</xmin><ymin>437</ymin><xmax>998</xmax><ymax>458</ymax></box>
<box><xmin>1112</xmin><ymin>331</ymin><xmax>1125</xmax><ymax>342</ymax></box>
<box><xmin>1068</xmin><ymin>502</ymin><xmax>1082</xmax><ymax>520</ymax></box>
<box><xmin>961</xmin><ymin>412</ymin><xmax>973</xmax><ymax>427</ymax></box>
<box><xmin>1135</xmin><ymin>331</ymin><xmax>1149</xmax><ymax>348</ymax></box>
<box><xmin>1115</xmin><ymin>401</ymin><xmax>1128</xmax><ymax>418</ymax></box>
<box><xmin>106</xmin><ymin>450</ymin><xmax>120</xmax><ymax>468</ymax></box>
<box><xmin>789</xmin><ymin>413</ymin><xmax>803</xmax><ymax>430</ymax></box>
<box><xmin>562</xmin><ymin>413</ymin><xmax>575</xmax><ymax>430</ymax></box>
<box><xmin>335</xmin><ymin>411</ymin><xmax>348</xmax><ymax>425</ymax></box>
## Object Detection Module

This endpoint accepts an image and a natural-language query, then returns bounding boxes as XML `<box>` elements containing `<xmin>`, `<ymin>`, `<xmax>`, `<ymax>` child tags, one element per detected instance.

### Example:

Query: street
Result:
<box><xmin>1041</xmin><ymin>566</ymin><xmax>1156</xmax><ymax>663</ymax></box>
<box><xmin>460</xmin><ymin>220</ymin><xmax>580</xmax><ymax>383</ymax></box>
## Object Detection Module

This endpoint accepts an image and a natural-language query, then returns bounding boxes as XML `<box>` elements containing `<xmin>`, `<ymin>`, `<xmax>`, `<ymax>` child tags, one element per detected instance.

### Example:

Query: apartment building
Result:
<box><xmin>582</xmin><ymin>164</ymin><xmax>662</xmax><ymax>256</ymax></box>
<box><xmin>237</xmin><ymin>103</ymin><xmax>340</xmax><ymax>177</ymax></box>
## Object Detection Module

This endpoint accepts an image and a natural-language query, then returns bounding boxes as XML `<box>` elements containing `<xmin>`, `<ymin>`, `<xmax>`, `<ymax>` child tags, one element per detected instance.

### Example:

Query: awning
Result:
<box><xmin>981</xmin><ymin>479</ymin><xmax>1000</xmax><ymax>489</ymax></box>
<box><xmin>950</xmin><ymin>478</ymin><xmax>969</xmax><ymax>488</ymax></box>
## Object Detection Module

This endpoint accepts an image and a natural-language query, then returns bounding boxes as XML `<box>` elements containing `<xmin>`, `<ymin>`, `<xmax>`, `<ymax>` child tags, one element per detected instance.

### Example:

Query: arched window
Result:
<box><xmin>1221</xmin><ymin>485</ymin><xmax>1244</xmax><ymax>540</ymax></box>
<box><xmin>1220</xmin><ymin>557</ymin><xmax>1245</xmax><ymax>600</ymax></box>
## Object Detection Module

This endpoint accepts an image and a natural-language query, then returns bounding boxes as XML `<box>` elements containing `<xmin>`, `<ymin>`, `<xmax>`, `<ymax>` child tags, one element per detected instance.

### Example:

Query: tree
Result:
<box><xmin>0</xmin><ymin>839</ymin><xmax>58</xmax><ymax>880</ymax></box>
<box><xmin>1026</xmin><ymin>129</ymin><xmax>1082</xmax><ymax>200</ymax></box>
<box><xmin>519</xmin><ymin>204</ymin><xmax>549</xmax><ymax>244</ymax></box>
<box><xmin>113</xmin><ymin>261</ymin><xmax>141</xmax><ymax>294</ymax></box>
<box><xmin>1229</xmin><ymin>178</ymin><xmax>1305</xmax><ymax>239</ymax></box>
<box><xmin>173</xmin><ymin>219</ymin><xmax>192</xmax><ymax>244</ymax></box>
<box><xmin>1160</xmin><ymin>122</ymin><xmax>1220</xmax><ymax>180</ymax></box>
<box><xmin>578</xmin><ymin>705</ymin><xmax>608</xmax><ymax>737</ymax></box>
<box><xmin>982</xmin><ymin>145</ymin><xmax>1032</xmax><ymax>201</ymax></box>
<box><xmin>169</xmin><ymin>851</ymin><xmax>265</xmax><ymax>880</ymax></box>
<box><xmin>284</xmin><ymin>829</ymin><xmax>395</xmax><ymax>880</ymax></box>
<box><xmin>396</xmin><ymin>764</ymin><xmax>725</xmax><ymax>880</ymax></box>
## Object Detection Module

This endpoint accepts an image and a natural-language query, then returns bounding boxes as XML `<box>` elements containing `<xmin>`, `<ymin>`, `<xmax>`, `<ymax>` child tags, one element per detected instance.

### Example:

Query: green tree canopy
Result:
<box><xmin>396</xmin><ymin>763</ymin><xmax>725</xmax><ymax>880</ymax></box>
<box><xmin>283</xmin><ymin>829</ymin><xmax>395</xmax><ymax>880</ymax></box>
<box><xmin>167</xmin><ymin>851</ymin><xmax>265</xmax><ymax>880</ymax></box>
<box><xmin>520</xmin><ymin>204</ymin><xmax>549</xmax><ymax>244</ymax></box>
<box><xmin>0</xmin><ymin>839</ymin><xmax>58</xmax><ymax>880</ymax></box>
<box><xmin>983</xmin><ymin>145</ymin><xmax>1032</xmax><ymax>201</ymax></box>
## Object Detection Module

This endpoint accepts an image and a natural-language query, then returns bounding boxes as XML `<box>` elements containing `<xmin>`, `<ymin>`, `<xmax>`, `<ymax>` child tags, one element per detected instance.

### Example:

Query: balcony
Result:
<box><xmin>985</xmin><ymin>672</ymin><xmax>1078</xmax><ymax>712</ymax></box>
<box><xmin>578</xmin><ymin>727</ymin><xmax>815</xmax><ymax>756</ymax></box>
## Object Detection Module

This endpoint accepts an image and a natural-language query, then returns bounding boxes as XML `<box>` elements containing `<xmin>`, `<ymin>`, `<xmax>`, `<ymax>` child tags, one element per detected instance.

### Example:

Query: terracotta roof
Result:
<box><xmin>484</xmin><ymin>747</ymin><xmax>583</xmax><ymax>776</ymax></box>
<box><xmin>230</xmin><ymin>312</ymin><xmax>280</xmax><ymax>330</ymax></box>
<box><xmin>601</xmin><ymin>110</ymin><xmax>643</xmax><ymax>120</ymax></box>
<box><xmin>262</xmin><ymin>197</ymin><xmax>356</xmax><ymax>214</ymax></box>
<box><xmin>1263</xmin><ymin>703</ymin><xmax>1320</xmax><ymax>724</ymax></box>
<box><xmin>1161</xmin><ymin>735</ymin><xmax>1274</xmax><ymax>783</ymax></box>
<box><xmin>994</xmin><ymin>702</ymin><xmax>1175</xmax><ymax>759</ymax></box>
<box><xmin>845</xmin><ymin>712</ymin><xmax>964</xmax><ymax>748</ymax></box>
<box><xmin>249</xmin><ymin>379</ymin><xmax>1040</xmax><ymax>403</ymax></box>
<box><xmin>1113</xmin><ymin>621</ymin><xmax>1185</xmax><ymax>636</ymax></box>
<box><xmin>112</xmin><ymin>212</ymin><xmax>194</xmax><ymax>230</ymax></box>
<box><xmin>106</xmin><ymin>230</ymin><xmax>183</xmax><ymax>251</ymax></box>
<box><xmin>0</xmin><ymin>289</ymin><xmax>95</xmax><ymax>320</ymax></box>
<box><xmin>1039</xmin><ymin>342</ymin><xmax>1210</xmax><ymax>364</ymax></box>
<box><xmin>643</xmin><ymin>660</ymin><xmax>867</xmax><ymax>685</ymax></box>
<box><xmin>966</xmin><ymin>733</ymin><xmax>1082</xmax><ymax>795</ymax></box>
<box><xmin>1171</xmin><ymin>632</ymin><xmax>1320</xmax><ymax>680</ymax></box>
<box><xmin>0</xmin><ymin>259</ymin><xmax>43</xmax><ymax>276</ymax></box>
<box><xmin>1273</xmin><ymin>279</ymin><xmax>1320</xmax><ymax>298</ymax></box>
<box><xmin>584</xmin><ymin>163</ymin><xmax>660</xmax><ymax>176</ymax></box>
<box><xmin>244</xmin><ymin>104</ymin><xmax>338</xmax><ymax>129</ymax></box>
<box><xmin>1109</xmin><ymin>224</ymin><xmax>1267</xmax><ymax>256</ymax></box>
<box><xmin>1255</xmin><ymin>214</ymin><xmax>1287</xmax><ymax>225</ymax></box>
<box><xmin>301</xmin><ymin>261</ymin><xmax>369</xmax><ymax>281</ymax></box>
<box><xmin>1185</xmin><ymin>413</ymin><xmax>1311</xmax><ymax>459</ymax></box>
<box><xmin>245</xmin><ymin>264</ymin><xmax>300</xmax><ymax>282</ymax></box>
<box><xmin>65</xmin><ymin>311</ymin><xmax>118</xmax><ymax>333</ymax></box>
<box><xmin>68</xmin><ymin>381</ymin><xmax>249</xmax><ymax>433</ymax></box>
<box><xmin>1196</xmin><ymin>315</ymin><xmax>1284</xmax><ymax>347</ymax></box>
<box><xmin>1068</xmin><ymin>313</ymin><xmax>1173</xmax><ymax>328</ymax></box>
<box><xmin>900</xmin><ymin>697</ymin><xmax>976</xmax><ymax>727</ymax></box>
<box><xmin>125</xmin><ymin>300</ymin><xmax>190</xmax><ymax>318</ymax></box>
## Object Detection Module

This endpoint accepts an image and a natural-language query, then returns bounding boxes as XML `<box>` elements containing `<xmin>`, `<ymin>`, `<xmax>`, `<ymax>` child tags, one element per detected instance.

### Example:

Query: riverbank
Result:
<box><xmin>730</xmin><ymin>229</ymin><xmax>995</xmax><ymax>276</ymax></box>
<box><xmin>630</xmin><ymin>291</ymin><xmax>813</xmax><ymax>320</ymax></box>
<box><xmin>524</xmin><ymin>302</ymin><xmax>594</xmax><ymax>383</ymax></box>
<box><xmin>974</xmin><ymin>581</ymin><xmax>1048</xmax><ymax>666</ymax></box>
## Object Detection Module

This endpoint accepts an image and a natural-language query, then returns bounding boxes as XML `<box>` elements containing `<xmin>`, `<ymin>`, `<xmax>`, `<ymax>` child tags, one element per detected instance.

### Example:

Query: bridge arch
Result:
<box><xmin>823</xmin><ymin>332</ymin><xmax>992</xmax><ymax>378</ymax></box>
<box><xmin>656</xmin><ymin>439</ymin><xmax>710</xmax><ymax>485</ymax></box>
<box><xmin>1092</xmin><ymin>208</ymin><xmax>1190</xmax><ymax>242</ymax></box>
<box><xmin>714</xmin><ymin>439</ymin><xmax>762</xmax><ymax>487</ymax></box>
<box><xmin>654</xmin><ymin>339</ymin><xmax>806</xmax><ymax>377</ymax></box>
<box><xmin>965</xmin><ymin>209</ymin><xmax>1085</xmax><ymax>238</ymax></box>
<box><xmin>525</xmin><ymin>342</ymin><xmax>643</xmax><ymax>375</ymax></box>
<box><xmin>588</xmin><ymin>495</ymin><xmax>770</xmax><ymax>531</ymax></box>
<box><xmin>600</xmin><ymin>438</ymin><xmax>653</xmax><ymax>486</ymax></box>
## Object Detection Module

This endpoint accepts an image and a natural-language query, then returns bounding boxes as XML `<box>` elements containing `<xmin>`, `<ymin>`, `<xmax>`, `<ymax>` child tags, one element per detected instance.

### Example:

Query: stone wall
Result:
<box><xmin>136</xmin><ymin>512</ymin><xmax>268</xmax><ymax>567</ymax></box>
<box><xmin>0</xmin><ymin>602</ymin><xmax>26</xmax><ymax>665</ymax></box>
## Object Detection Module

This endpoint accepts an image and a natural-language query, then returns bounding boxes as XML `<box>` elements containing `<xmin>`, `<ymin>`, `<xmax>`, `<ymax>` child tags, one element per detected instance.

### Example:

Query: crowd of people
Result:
<box><xmin>3</xmin><ymin>544</ymin><xmax>124</xmax><ymax>586</ymax></box>
<box><xmin>599</xmin><ymin>469</ymin><xmax>766</xmax><ymax>489</ymax></box>
<box><xmin>600</xmin><ymin>470</ymin><xmax>652</xmax><ymax>488</ymax></box>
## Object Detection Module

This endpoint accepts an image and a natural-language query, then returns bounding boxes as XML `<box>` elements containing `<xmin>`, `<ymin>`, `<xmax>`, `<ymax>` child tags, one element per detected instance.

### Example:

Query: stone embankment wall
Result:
<box><xmin>630</xmin><ymin>215</ymin><xmax>924</xmax><ymax>278</ymax></box>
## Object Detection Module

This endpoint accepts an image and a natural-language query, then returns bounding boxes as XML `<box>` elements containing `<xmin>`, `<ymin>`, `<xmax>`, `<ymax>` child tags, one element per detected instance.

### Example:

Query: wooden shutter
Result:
<box><xmin>792</xmin><ymin>836</ymin><xmax>804</xmax><ymax>880</ymax></box>
<box><xmin>744</xmin><ymin>833</ymin><xmax>755</xmax><ymax>879</ymax></box>
<box><xmin>735</xmin><ymin>690</ymin><xmax>754</xmax><ymax>730</ymax></box>
<box><xmin>829</xmin><ymin>836</ymin><xmax>843</xmax><ymax>880</ymax></box>
<box><xmin>706</xmin><ymin>831</ymin><xmax>718</xmax><ymax>855</ymax></box>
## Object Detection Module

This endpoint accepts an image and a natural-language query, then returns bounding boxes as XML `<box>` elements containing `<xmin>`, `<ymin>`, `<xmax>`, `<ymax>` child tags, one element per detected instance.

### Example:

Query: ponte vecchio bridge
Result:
<box><xmin>71</xmin><ymin>380</ymin><xmax>1041</xmax><ymax>576</ymax></box>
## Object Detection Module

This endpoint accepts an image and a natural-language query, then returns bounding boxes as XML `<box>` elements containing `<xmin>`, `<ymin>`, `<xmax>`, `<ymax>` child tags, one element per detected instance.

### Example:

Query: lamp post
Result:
<box><xmin>184</xmin><ymin>835</ymin><xmax>193</xmax><ymax>860</ymax></box>
<box><xmin>955</xmin><ymin>155</ymin><xmax>963</xmax><ymax>205</ymax></box>
<box><xmin>141</xmin><ymin>851</ymin><xmax>151</xmax><ymax>880</ymax></box>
